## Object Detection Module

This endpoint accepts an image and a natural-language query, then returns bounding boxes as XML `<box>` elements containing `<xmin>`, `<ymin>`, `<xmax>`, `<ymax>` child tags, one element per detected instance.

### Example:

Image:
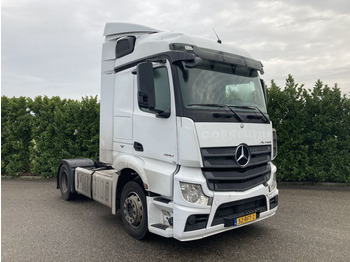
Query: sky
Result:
<box><xmin>2</xmin><ymin>0</ymin><xmax>350</xmax><ymax>100</ymax></box>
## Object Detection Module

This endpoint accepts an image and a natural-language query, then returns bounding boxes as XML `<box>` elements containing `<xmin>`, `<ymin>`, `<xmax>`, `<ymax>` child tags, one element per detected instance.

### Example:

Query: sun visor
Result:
<box><xmin>170</xmin><ymin>43</ymin><xmax>264</xmax><ymax>74</ymax></box>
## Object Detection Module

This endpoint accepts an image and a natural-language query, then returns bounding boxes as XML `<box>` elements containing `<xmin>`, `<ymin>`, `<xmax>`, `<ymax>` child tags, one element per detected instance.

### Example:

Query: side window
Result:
<box><xmin>140</xmin><ymin>66</ymin><xmax>171</xmax><ymax>113</ymax></box>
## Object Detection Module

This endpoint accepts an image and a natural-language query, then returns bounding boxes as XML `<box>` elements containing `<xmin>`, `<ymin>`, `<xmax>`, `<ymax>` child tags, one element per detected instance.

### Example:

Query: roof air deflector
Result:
<box><xmin>104</xmin><ymin>22</ymin><xmax>160</xmax><ymax>36</ymax></box>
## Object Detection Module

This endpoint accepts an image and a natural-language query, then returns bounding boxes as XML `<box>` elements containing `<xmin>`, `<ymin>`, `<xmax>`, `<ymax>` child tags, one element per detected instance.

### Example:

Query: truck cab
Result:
<box><xmin>57</xmin><ymin>22</ymin><xmax>278</xmax><ymax>241</ymax></box>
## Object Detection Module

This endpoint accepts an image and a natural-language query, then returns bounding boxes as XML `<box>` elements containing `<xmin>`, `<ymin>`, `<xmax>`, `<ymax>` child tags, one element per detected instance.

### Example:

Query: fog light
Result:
<box><xmin>187</xmin><ymin>215</ymin><xmax>197</xmax><ymax>225</ymax></box>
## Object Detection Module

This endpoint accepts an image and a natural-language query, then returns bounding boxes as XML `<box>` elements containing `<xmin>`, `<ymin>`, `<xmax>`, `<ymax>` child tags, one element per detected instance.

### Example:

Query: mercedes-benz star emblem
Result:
<box><xmin>235</xmin><ymin>144</ymin><xmax>251</xmax><ymax>167</ymax></box>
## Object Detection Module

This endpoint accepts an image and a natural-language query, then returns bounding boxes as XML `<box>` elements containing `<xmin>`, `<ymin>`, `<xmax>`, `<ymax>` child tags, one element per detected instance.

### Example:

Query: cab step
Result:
<box><xmin>151</xmin><ymin>223</ymin><xmax>169</xmax><ymax>230</ymax></box>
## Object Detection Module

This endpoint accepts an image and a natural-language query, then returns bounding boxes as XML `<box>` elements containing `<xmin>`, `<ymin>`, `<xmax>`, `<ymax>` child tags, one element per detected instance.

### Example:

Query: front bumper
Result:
<box><xmin>173</xmin><ymin>184</ymin><xmax>278</xmax><ymax>241</ymax></box>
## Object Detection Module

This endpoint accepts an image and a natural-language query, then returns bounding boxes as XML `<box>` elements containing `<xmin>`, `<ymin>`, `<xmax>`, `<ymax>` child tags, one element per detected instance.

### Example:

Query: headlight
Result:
<box><xmin>180</xmin><ymin>182</ymin><xmax>209</xmax><ymax>206</ymax></box>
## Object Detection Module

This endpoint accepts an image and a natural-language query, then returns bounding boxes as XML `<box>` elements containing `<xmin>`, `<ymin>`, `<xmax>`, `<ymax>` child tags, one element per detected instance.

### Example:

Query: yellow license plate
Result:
<box><xmin>234</xmin><ymin>213</ymin><xmax>257</xmax><ymax>226</ymax></box>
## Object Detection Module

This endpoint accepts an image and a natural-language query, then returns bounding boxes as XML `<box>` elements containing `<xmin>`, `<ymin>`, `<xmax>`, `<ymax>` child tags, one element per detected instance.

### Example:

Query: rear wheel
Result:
<box><xmin>120</xmin><ymin>181</ymin><xmax>148</xmax><ymax>240</ymax></box>
<box><xmin>59</xmin><ymin>164</ymin><xmax>76</xmax><ymax>201</ymax></box>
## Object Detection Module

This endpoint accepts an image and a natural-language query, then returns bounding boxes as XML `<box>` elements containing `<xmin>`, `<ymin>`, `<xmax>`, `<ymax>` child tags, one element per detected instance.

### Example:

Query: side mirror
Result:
<box><xmin>137</xmin><ymin>62</ymin><xmax>155</xmax><ymax>110</ymax></box>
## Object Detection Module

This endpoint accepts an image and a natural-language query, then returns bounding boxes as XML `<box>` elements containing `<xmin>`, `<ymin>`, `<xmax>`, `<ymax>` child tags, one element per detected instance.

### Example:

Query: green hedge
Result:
<box><xmin>267</xmin><ymin>75</ymin><xmax>350</xmax><ymax>182</ymax></box>
<box><xmin>1</xmin><ymin>97</ymin><xmax>32</xmax><ymax>175</ymax></box>
<box><xmin>1</xmin><ymin>96</ymin><xmax>99</xmax><ymax>178</ymax></box>
<box><xmin>1</xmin><ymin>76</ymin><xmax>350</xmax><ymax>182</ymax></box>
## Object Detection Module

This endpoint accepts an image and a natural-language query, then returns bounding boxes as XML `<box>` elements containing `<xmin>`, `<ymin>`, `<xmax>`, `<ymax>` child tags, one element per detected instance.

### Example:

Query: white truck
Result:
<box><xmin>57</xmin><ymin>22</ymin><xmax>278</xmax><ymax>241</ymax></box>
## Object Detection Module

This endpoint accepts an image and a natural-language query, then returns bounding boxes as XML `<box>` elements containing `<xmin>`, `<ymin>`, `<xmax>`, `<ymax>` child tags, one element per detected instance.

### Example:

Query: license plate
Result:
<box><xmin>234</xmin><ymin>213</ymin><xmax>257</xmax><ymax>226</ymax></box>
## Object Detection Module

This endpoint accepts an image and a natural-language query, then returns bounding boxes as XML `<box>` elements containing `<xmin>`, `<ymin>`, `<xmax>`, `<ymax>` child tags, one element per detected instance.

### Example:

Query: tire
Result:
<box><xmin>120</xmin><ymin>181</ymin><xmax>148</xmax><ymax>240</ymax></box>
<box><xmin>59</xmin><ymin>164</ymin><xmax>77</xmax><ymax>201</ymax></box>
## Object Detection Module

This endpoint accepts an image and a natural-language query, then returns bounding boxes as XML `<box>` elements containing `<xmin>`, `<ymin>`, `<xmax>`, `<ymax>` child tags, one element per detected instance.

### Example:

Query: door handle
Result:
<box><xmin>133</xmin><ymin>142</ymin><xmax>144</xmax><ymax>152</ymax></box>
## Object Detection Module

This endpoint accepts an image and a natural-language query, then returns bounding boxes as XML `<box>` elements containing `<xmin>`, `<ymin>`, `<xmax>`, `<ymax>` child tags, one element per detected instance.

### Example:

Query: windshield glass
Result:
<box><xmin>175</xmin><ymin>60</ymin><xmax>267</xmax><ymax>112</ymax></box>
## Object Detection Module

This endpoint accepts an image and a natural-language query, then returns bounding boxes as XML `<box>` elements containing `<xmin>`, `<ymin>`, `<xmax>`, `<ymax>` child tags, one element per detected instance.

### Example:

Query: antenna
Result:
<box><xmin>213</xmin><ymin>28</ymin><xmax>222</xmax><ymax>44</ymax></box>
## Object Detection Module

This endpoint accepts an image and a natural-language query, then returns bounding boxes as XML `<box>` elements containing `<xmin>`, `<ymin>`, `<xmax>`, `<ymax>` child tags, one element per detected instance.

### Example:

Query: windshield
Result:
<box><xmin>175</xmin><ymin>60</ymin><xmax>267</xmax><ymax>113</ymax></box>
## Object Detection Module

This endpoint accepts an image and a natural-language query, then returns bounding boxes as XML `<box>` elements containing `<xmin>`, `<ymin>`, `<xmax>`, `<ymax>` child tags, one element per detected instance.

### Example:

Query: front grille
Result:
<box><xmin>201</xmin><ymin>145</ymin><xmax>271</xmax><ymax>191</ymax></box>
<box><xmin>211</xmin><ymin>195</ymin><xmax>267</xmax><ymax>226</ymax></box>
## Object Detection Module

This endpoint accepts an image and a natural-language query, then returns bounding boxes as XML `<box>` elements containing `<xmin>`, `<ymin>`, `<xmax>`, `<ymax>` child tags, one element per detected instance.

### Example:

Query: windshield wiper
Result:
<box><xmin>187</xmin><ymin>103</ymin><xmax>244</xmax><ymax>122</ymax></box>
<box><xmin>228</xmin><ymin>105</ymin><xmax>269</xmax><ymax>122</ymax></box>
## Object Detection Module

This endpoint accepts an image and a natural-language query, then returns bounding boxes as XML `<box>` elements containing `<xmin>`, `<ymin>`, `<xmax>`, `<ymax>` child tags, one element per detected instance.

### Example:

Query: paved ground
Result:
<box><xmin>2</xmin><ymin>179</ymin><xmax>350</xmax><ymax>262</ymax></box>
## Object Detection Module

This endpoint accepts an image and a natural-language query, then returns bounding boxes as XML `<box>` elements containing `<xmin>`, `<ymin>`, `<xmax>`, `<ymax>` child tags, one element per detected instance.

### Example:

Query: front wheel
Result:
<box><xmin>120</xmin><ymin>181</ymin><xmax>148</xmax><ymax>240</ymax></box>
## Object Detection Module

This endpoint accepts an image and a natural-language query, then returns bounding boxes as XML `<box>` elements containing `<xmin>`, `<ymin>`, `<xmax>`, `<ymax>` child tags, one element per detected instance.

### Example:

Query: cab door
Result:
<box><xmin>132</xmin><ymin>60</ymin><xmax>178</xmax><ymax>196</ymax></box>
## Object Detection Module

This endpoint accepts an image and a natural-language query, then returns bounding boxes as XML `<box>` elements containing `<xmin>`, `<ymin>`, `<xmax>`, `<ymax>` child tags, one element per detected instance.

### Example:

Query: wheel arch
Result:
<box><xmin>116</xmin><ymin>168</ymin><xmax>145</xmax><ymax>211</ymax></box>
<box><xmin>113</xmin><ymin>155</ymin><xmax>151</xmax><ymax>211</ymax></box>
